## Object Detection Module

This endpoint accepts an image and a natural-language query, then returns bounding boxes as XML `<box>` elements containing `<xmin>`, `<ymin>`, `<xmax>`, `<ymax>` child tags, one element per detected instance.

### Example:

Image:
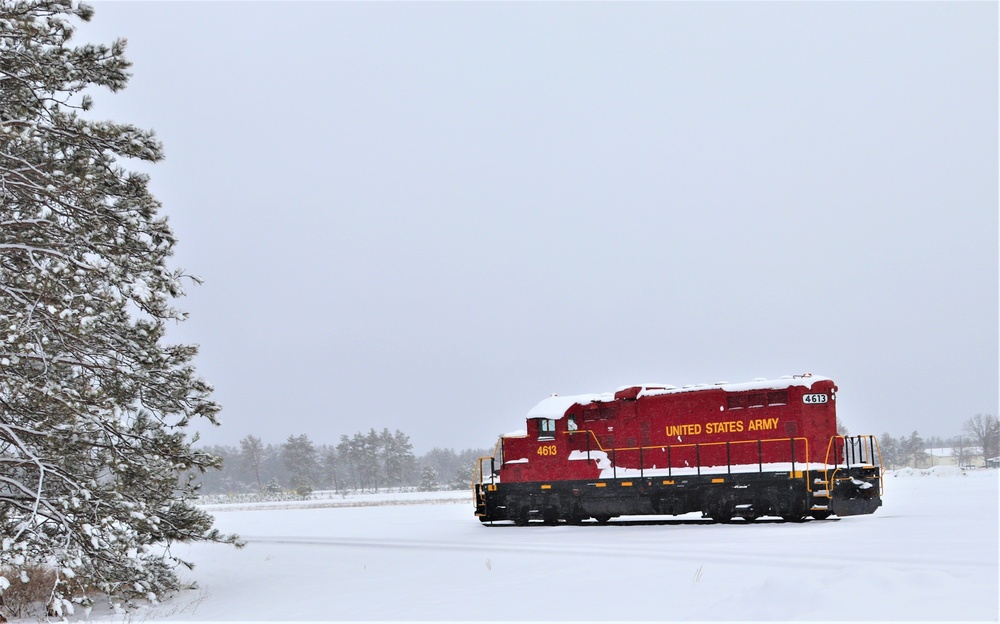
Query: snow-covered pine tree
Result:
<box><xmin>379</xmin><ymin>428</ymin><xmax>414</xmax><ymax>490</ymax></box>
<box><xmin>418</xmin><ymin>464</ymin><xmax>438</xmax><ymax>492</ymax></box>
<box><xmin>0</xmin><ymin>0</ymin><xmax>239</xmax><ymax>616</ymax></box>
<box><xmin>281</xmin><ymin>434</ymin><xmax>319</xmax><ymax>494</ymax></box>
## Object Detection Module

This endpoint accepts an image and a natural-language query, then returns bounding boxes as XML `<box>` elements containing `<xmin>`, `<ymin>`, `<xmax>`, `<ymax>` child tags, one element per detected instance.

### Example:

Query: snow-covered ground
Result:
<box><xmin>92</xmin><ymin>468</ymin><xmax>997</xmax><ymax>621</ymax></box>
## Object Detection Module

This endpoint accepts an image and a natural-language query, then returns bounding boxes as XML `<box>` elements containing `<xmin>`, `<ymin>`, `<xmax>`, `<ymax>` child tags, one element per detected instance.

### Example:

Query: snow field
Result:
<box><xmin>92</xmin><ymin>469</ymin><xmax>997</xmax><ymax>622</ymax></box>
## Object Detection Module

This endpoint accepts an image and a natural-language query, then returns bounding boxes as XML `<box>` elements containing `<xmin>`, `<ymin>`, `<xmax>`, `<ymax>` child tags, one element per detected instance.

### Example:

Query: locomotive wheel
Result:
<box><xmin>711</xmin><ymin>503</ymin><xmax>734</xmax><ymax>523</ymax></box>
<box><xmin>594</xmin><ymin>514</ymin><xmax>611</xmax><ymax>524</ymax></box>
<box><xmin>513</xmin><ymin>508</ymin><xmax>530</xmax><ymax>526</ymax></box>
<box><xmin>810</xmin><ymin>510</ymin><xmax>832</xmax><ymax>520</ymax></box>
<box><xmin>781</xmin><ymin>514</ymin><xmax>806</xmax><ymax>523</ymax></box>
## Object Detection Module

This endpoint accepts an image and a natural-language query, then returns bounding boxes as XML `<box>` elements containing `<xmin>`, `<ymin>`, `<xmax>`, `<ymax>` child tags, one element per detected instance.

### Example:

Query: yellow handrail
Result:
<box><xmin>564</xmin><ymin>429</ymin><xmax>812</xmax><ymax>487</ymax></box>
<box><xmin>471</xmin><ymin>436</ymin><xmax>504</xmax><ymax>491</ymax></box>
<box><xmin>822</xmin><ymin>435</ymin><xmax>884</xmax><ymax>496</ymax></box>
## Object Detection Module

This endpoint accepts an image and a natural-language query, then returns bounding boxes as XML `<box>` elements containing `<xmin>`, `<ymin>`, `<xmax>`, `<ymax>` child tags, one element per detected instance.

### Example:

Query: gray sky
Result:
<box><xmin>78</xmin><ymin>2</ymin><xmax>997</xmax><ymax>454</ymax></box>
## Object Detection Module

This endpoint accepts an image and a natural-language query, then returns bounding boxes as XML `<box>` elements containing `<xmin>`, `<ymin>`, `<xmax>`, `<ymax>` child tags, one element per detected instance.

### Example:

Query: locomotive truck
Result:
<box><xmin>473</xmin><ymin>374</ymin><xmax>882</xmax><ymax>524</ymax></box>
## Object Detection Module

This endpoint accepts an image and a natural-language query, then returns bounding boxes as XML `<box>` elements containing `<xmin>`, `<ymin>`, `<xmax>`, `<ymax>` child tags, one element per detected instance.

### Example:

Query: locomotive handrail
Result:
<box><xmin>471</xmin><ymin>456</ymin><xmax>489</xmax><ymax>489</ymax></box>
<box><xmin>822</xmin><ymin>435</ymin><xmax>884</xmax><ymax>497</ymax></box>
<box><xmin>565</xmin><ymin>430</ymin><xmax>813</xmax><ymax>490</ymax></box>
<box><xmin>472</xmin><ymin>437</ymin><xmax>504</xmax><ymax>492</ymax></box>
<box><xmin>822</xmin><ymin>435</ymin><xmax>883</xmax><ymax>470</ymax></box>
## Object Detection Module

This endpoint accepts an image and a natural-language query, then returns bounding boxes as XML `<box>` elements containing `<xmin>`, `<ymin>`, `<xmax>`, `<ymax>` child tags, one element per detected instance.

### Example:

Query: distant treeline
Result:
<box><xmin>194</xmin><ymin>429</ymin><xmax>488</xmax><ymax>495</ymax></box>
<box><xmin>860</xmin><ymin>414</ymin><xmax>997</xmax><ymax>470</ymax></box>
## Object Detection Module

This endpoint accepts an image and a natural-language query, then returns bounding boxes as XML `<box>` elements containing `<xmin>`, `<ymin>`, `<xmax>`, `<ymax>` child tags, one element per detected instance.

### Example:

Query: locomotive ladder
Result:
<box><xmin>473</xmin><ymin>438</ymin><xmax>503</xmax><ymax>518</ymax></box>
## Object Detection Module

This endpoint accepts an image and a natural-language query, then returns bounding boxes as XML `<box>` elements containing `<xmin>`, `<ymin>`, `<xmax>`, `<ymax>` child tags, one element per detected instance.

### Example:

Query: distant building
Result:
<box><xmin>923</xmin><ymin>447</ymin><xmax>984</xmax><ymax>468</ymax></box>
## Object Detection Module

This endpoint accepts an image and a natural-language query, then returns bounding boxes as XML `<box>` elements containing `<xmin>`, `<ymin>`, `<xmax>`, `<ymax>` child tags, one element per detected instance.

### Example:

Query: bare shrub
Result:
<box><xmin>0</xmin><ymin>565</ymin><xmax>58</xmax><ymax>619</ymax></box>
<box><xmin>0</xmin><ymin>566</ymin><xmax>103</xmax><ymax>619</ymax></box>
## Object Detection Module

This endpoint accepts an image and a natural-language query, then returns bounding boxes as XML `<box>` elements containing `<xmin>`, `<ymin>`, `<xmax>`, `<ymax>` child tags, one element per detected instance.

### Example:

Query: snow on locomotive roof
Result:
<box><xmin>526</xmin><ymin>393</ymin><xmax>612</xmax><ymax>421</ymax></box>
<box><xmin>526</xmin><ymin>374</ymin><xmax>831</xmax><ymax>420</ymax></box>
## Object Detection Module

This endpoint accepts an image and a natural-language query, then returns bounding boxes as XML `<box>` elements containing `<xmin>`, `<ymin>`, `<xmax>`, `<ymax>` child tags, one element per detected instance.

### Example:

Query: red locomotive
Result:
<box><xmin>473</xmin><ymin>374</ymin><xmax>882</xmax><ymax>524</ymax></box>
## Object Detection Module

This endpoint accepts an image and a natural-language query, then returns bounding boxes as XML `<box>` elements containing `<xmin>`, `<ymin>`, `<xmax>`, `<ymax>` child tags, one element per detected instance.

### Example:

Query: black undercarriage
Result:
<box><xmin>475</xmin><ymin>467</ymin><xmax>882</xmax><ymax>525</ymax></box>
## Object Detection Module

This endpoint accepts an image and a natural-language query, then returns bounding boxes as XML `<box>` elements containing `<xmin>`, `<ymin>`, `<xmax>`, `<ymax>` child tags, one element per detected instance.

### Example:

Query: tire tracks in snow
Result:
<box><xmin>239</xmin><ymin>534</ymin><xmax>997</xmax><ymax>570</ymax></box>
<box><xmin>200</xmin><ymin>497</ymin><xmax>470</xmax><ymax>513</ymax></box>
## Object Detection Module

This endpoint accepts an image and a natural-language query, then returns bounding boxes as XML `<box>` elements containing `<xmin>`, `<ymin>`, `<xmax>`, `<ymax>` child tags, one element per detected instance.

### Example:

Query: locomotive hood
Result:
<box><xmin>526</xmin><ymin>374</ymin><xmax>833</xmax><ymax>420</ymax></box>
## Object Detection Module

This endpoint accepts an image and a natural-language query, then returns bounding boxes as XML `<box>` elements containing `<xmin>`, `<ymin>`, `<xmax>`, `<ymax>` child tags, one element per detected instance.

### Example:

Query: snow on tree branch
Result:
<box><xmin>0</xmin><ymin>0</ymin><xmax>239</xmax><ymax>617</ymax></box>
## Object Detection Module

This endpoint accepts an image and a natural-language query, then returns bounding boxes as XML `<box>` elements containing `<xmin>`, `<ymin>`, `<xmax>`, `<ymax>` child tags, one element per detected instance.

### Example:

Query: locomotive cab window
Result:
<box><xmin>538</xmin><ymin>419</ymin><xmax>556</xmax><ymax>440</ymax></box>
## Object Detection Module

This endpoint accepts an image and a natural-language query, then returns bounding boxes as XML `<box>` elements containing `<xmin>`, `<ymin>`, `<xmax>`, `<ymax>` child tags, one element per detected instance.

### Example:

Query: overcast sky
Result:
<box><xmin>77</xmin><ymin>2</ymin><xmax>997</xmax><ymax>453</ymax></box>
